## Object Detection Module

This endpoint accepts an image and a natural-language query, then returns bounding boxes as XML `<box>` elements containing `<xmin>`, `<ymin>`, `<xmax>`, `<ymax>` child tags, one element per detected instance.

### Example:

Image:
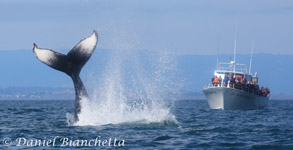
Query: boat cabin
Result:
<box><xmin>213</xmin><ymin>61</ymin><xmax>254</xmax><ymax>83</ymax></box>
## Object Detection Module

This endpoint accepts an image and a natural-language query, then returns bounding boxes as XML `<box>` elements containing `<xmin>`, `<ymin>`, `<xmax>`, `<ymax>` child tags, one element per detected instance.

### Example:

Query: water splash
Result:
<box><xmin>68</xmin><ymin>49</ymin><xmax>181</xmax><ymax>126</ymax></box>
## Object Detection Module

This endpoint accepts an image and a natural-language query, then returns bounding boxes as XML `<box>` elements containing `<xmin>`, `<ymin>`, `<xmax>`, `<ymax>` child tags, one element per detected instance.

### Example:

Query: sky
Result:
<box><xmin>0</xmin><ymin>0</ymin><xmax>293</xmax><ymax>95</ymax></box>
<box><xmin>0</xmin><ymin>0</ymin><xmax>293</xmax><ymax>54</ymax></box>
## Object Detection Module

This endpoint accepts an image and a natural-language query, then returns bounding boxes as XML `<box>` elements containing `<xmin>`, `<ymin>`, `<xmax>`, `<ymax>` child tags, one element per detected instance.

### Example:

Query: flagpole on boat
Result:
<box><xmin>233</xmin><ymin>23</ymin><xmax>238</xmax><ymax>72</ymax></box>
<box><xmin>233</xmin><ymin>40</ymin><xmax>237</xmax><ymax>72</ymax></box>
<box><xmin>249</xmin><ymin>40</ymin><xmax>255</xmax><ymax>75</ymax></box>
<box><xmin>217</xmin><ymin>38</ymin><xmax>220</xmax><ymax>69</ymax></box>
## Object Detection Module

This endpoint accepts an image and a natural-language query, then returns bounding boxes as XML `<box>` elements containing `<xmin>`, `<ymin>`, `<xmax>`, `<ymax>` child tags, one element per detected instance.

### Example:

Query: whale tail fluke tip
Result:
<box><xmin>32</xmin><ymin>43</ymin><xmax>37</xmax><ymax>49</ymax></box>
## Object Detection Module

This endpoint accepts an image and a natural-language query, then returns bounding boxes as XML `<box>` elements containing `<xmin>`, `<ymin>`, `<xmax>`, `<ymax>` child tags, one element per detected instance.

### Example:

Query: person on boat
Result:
<box><xmin>261</xmin><ymin>87</ymin><xmax>267</xmax><ymax>97</ymax></box>
<box><xmin>228</xmin><ymin>75</ymin><xmax>235</xmax><ymax>88</ymax></box>
<box><xmin>223</xmin><ymin>73</ymin><xmax>229</xmax><ymax>87</ymax></box>
<box><xmin>245</xmin><ymin>81</ymin><xmax>250</xmax><ymax>92</ymax></box>
<box><xmin>212</xmin><ymin>76</ymin><xmax>219</xmax><ymax>86</ymax></box>
<box><xmin>218</xmin><ymin>76</ymin><xmax>222</xmax><ymax>86</ymax></box>
<box><xmin>251</xmin><ymin>82</ymin><xmax>256</xmax><ymax>94</ymax></box>
<box><xmin>266</xmin><ymin>88</ymin><xmax>270</xmax><ymax>96</ymax></box>
<box><xmin>235</xmin><ymin>78</ymin><xmax>239</xmax><ymax>89</ymax></box>
<box><xmin>235</xmin><ymin>76</ymin><xmax>242</xmax><ymax>89</ymax></box>
<box><xmin>248</xmin><ymin>81</ymin><xmax>253</xmax><ymax>93</ymax></box>
<box><xmin>255</xmin><ymin>84</ymin><xmax>260</xmax><ymax>95</ymax></box>
<box><xmin>241</xmin><ymin>77</ymin><xmax>246</xmax><ymax>90</ymax></box>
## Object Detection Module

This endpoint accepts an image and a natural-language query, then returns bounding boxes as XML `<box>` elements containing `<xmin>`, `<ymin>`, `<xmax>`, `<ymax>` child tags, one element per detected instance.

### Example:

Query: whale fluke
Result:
<box><xmin>33</xmin><ymin>30</ymin><xmax>98</xmax><ymax>121</ymax></box>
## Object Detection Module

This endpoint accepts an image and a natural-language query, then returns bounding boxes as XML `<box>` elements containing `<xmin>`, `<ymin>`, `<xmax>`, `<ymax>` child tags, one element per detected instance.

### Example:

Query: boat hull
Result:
<box><xmin>203</xmin><ymin>87</ymin><xmax>269</xmax><ymax>110</ymax></box>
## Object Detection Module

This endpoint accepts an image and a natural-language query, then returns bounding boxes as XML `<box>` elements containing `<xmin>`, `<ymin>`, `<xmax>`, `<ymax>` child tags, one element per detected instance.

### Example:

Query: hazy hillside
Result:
<box><xmin>0</xmin><ymin>50</ymin><xmax>292</xmax><ymax>97</ymax></box>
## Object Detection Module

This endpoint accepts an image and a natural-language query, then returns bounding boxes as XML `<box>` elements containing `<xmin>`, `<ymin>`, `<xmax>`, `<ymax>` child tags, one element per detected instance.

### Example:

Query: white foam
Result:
<box><xmin>65</xmin><ymin>42</ymin><xmax>179</xmax><ymax>126</ymax></box>
<box><xmin>69</xmin><ymin>49</ymin><xmax>180</xmax><ymax>126</ymax></box>
<box><xmin>73</xmin><ymin>96</ymin><xmax>175</xmax><ymax>126</ymax></box>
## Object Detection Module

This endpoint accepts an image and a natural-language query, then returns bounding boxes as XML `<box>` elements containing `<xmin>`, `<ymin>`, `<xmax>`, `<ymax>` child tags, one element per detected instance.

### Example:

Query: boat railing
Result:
<box><xmin>204</xmin><ymin>81</ymin><xmax>270</xmax><ymax>98</ymax></box>
<box><xmin>218</xmin><ymin>62</ymin><xmax>248</xmax><ymax>73</ymax></box>
<box><xmin>205</xmin><ymin>81</ymin><xmax>234</xmax><ymax>89</ymax></box>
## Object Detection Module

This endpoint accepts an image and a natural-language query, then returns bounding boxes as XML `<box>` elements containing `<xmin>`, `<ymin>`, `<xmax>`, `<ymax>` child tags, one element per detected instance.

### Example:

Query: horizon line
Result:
<box><xmin>0</xmin><ymin>48</ymin><xmax>292</xmax><ymax>56</ymax></box>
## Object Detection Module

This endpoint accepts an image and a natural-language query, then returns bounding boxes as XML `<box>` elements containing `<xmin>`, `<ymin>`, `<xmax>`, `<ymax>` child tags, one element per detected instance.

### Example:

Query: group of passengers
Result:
<box><xmin>211</xmin><ymin>74</ymin><xmax>270</xmax><ymax>97</ymax></box>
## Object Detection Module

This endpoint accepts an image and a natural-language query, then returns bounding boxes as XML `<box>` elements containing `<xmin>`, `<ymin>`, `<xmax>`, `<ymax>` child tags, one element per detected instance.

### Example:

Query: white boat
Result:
<box><xmin>203</xmin><ymin>41</ymin><xmax>270</xmax><ymax>110</ymax></box>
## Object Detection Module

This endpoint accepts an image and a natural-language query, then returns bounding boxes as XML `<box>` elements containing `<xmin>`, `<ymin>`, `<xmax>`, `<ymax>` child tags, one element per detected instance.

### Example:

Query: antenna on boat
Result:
<box><xmin>233</xmin><ymin>23</ymin><xmax>238</xmax><ymax>72</ymax></box>
<box><xmin>233</xmin><ymin>40</ymin><xmax>237</xmax><ymax>71</ymax></box>
<box><xmin>249</xmin><ymin>40</ymin><xmax>255</xmax><ymax>75</ymax></box>
<box><xmin>217</xmin><ymin>37</ymin><xmax>220</xmax><ymax>69</ymax></box>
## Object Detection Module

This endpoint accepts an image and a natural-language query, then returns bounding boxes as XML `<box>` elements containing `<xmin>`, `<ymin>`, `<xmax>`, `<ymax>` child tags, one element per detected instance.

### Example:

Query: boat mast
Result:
<box><xmin>249</xmin><ymin>40</ymin><xmax>254</xmax><ymax>75</ymax></box>
<box><xmin>217</xmin><ymin>38</ymin><xmax>220</xmax><ymax>69</ymax></box>
<box><xmin>233</xmin><ymin>40</ymin><xmax>237</xmax><ymax>71</ymax></box>
<box><xmin>233</xmin><ymin>23</ymin><xmax>238</xmax><ymax>72</ymax></box>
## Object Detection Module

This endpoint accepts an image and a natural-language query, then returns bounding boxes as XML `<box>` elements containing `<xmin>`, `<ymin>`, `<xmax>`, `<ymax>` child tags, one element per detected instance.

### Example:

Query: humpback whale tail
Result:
<box><xmin>33</xmin><ymin>30</ymin><xmax>98</xmax><ymax>121</ymax></box>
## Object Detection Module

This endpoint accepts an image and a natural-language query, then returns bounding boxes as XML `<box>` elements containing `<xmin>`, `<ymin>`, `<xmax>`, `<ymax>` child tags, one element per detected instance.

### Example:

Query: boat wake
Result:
<box><xmin>67</xmin><ymin>49</ymin><xmax>181</xmax><ymax>126</ymax></box>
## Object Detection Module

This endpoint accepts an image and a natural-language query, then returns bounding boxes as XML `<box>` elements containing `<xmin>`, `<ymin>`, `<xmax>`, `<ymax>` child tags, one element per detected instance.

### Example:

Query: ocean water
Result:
<box><xmin>0</xmin><ymin>100</ymin><xmax>293</xmax><ymax>150</ymax></box>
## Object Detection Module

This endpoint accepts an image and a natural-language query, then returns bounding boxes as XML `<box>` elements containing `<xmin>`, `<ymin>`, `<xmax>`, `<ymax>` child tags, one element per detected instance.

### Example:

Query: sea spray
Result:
<box><xmin>69</xmin><ymin>49</ymin><xmax>181</xmax><ymax>126</ymax></box>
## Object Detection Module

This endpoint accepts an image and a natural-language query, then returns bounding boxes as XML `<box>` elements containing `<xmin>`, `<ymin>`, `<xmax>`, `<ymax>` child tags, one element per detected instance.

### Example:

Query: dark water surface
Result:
<box><xmin>0</xmin><ymin>100</ymin><xmax>293</xmax><ymax>149</ymax></box>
